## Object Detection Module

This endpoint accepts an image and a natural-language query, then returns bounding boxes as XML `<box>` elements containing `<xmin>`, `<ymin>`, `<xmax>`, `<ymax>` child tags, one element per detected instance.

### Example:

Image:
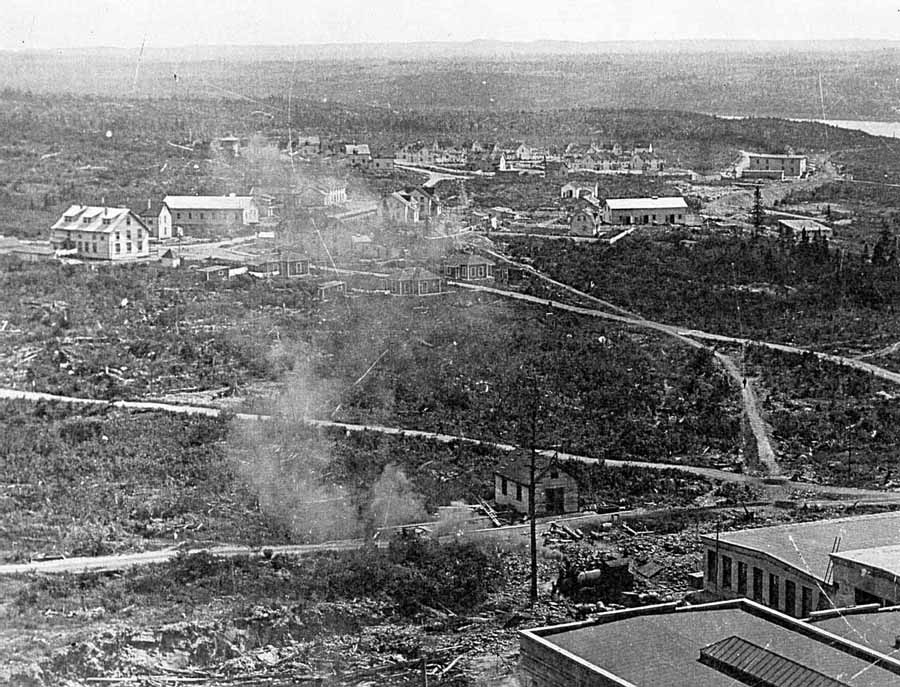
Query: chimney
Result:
<box><xmin>147</xmin><ymin>198</ymin><xmax>151</xmax><ymax>210</ymax></box>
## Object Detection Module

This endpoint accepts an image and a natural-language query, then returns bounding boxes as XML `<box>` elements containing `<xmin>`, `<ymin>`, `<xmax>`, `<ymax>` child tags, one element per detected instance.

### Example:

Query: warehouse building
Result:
<box><xmin>519</xmin><ymin>598</ymin><xmax>900</xmax><ymax>687</ymax></box>
<box><xmin>601</xmin><ymin>196</ymin><xmax>688</xmax><ymax>225</ymax></box>
<box><xmin>701</xmin><ymin>511</ymin><xmax>900</xmax><ymax>617</ymax></box>
<box><xmin>744</xmin><ymin>152</ymin><xmax>807</xmax><ymax>178</ymax></box>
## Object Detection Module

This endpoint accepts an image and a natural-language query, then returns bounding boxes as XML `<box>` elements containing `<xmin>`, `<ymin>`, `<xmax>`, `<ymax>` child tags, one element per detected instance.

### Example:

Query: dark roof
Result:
<box><xmin>699</xmin><ymin>635</ymin><xmax>849</xmax><ymax>687</ymax></box>
<box><xmin>136</xmin><ymin>200</ymin><xmax>164</xmax><ymax>217</ymax></box>
<box><xmin>494</xmin><ymin>455</ymin><xmax>575</xmax><ymax>485</ymax></box>
<box><xmin>537</xmin><ymin>603</ymin><xmax>900</xmax><ymax>687</ymax></box>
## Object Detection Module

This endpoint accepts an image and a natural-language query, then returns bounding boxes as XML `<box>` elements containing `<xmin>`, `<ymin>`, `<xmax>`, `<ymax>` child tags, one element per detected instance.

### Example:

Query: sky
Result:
<box><xmin>0</xmin><ymin>0</ymin><xmax>898</xmax><ymax>51</ymax></box>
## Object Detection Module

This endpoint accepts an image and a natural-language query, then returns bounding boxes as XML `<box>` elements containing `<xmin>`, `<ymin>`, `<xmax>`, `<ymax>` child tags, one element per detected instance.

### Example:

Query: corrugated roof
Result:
<box><xmin>163</xmin><ymin>196</ymin><xmax>255</xmax><ymax>211</ymax></box>
<box><xmin>699</xmin><ymin>635</ymin><xmax>850</xmax><ymax>687</ymax></box>
<box><xmin>51</xmin><ymin>205</ymin><xmax>144</xmax><ymax>235</ymax></box>
<box><xmin>703</xmin><ymin>511</ymin><xmax>900</xmax><ymax>583</ymax></box>
<box><xmin>605</xmin><ymin>197</ymin><xmax>688</xmax><ymax>211</ymax></box>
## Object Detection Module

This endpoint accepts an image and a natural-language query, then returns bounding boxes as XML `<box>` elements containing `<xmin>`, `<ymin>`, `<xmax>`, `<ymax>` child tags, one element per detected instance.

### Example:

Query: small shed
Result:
<box><xmin>494</xmin><ymin>456</ymin><xmax>579</xmax><ymax>516</ymax></box>
<box><xmin>317</xmin><ymin>280</ymin><xmax>347</xmax><ymax>301</ymax></box>
<box><xmin>569</xmin><ymin>208</ymin><xmax>600</xmax><ymax>236</ymax></box>
<box><xmin>160</xmin><ymin>248</ymin><xmax>181</xmax><ymax>268</ymax></box>
<box><xmin>196</xmin><ymin>265</ymin><xmax>232</xmax><ymax>281</ymax></box>
<box><xmin>384</xmin><ymin>267</ymin><xmax>443</xmax><ymax>296</ymax></box>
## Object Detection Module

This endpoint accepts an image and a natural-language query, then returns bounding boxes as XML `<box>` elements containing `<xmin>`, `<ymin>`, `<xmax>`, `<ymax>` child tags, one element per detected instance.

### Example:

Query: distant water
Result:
<box><xmin>711</xmin><ymin>114</ymin><xmax>900</xmax><ymax>138</ymax></box>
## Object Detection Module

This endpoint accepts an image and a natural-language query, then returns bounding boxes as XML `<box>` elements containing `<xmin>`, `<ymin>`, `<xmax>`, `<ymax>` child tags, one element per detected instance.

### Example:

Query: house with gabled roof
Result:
<box><xmin>135</xmin><ymin>199</ymin><xmax>168</xmax><ymax>239</ymax></box>
<box><xmin>383</xmin><ymin>267</ymin><xmax>443</xmax><ymax>296</ymax></box>
<box><xmin>494</xmin><ymin>454</ymin><xmax>579</xmax><ymax>515</ymax></box>
<box><xmin>294</xmin><ymin>135</ymin><xmax>321</xmax><ymax>156</ymax></box>
<box><xmin>344</xmin><ymin>143</ymin><xmax>372</xmax><ymax>168</ymax></box>
<box><xmin>51</xmin><ymin>205</ymin><xmax>150</xmax><ymax>260</ymax></box>
<box><xmin>161</xmin><ymin>195</ymin><xmax>259</xmax><ymax>237</ymax></box>
<box><xmin>383</xmin><ymin>191</ymin><xmax>421</xmax><ymax>224</ymax></box>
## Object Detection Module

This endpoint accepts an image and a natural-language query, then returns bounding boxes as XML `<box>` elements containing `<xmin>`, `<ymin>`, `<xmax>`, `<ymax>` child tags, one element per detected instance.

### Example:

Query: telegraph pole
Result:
<box><xmin>529</xmin><ymin>378</ymin><xmax>539</xmax><ymax>605</ymax></box>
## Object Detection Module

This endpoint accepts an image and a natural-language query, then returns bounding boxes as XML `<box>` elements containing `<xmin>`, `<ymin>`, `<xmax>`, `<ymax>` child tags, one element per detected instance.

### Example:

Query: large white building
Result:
<box><xmin>50</xmin><ymin>205</ymin><xmax>150</xmax><ymax>260</ymax></box>
<box><xmin>602</xmin><ymin>197</ymin><xmax>689</xmax><ymax>225</ymax></box>
<box><xmin>160</xmin><ymin>195</ymin><xmax>259</xmax><ymax>237</ymax></box>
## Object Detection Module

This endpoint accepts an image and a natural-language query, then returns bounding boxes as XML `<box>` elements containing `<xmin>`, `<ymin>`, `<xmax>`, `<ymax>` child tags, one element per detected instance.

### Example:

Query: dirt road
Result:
<box><xmin>0</xmin><ymin>541</ymin><xmax>363</xmax><ymax>576</ymax></box>
<box><xmin>453</xmin><ymin>262</ymin><xmax>781</xmax><ymax>474</ymax></box>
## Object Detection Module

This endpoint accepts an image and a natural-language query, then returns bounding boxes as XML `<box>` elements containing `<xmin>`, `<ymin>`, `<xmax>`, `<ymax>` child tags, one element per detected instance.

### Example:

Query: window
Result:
<box><xmin>721</xmin><ymin>556</ymin><xmax>732</xmax><ymax>589</ymax></box>
<box><xmin>707</xmin><ymin>550</ymin><xmax>718</xmax><ymax>584</ymax></box>
<box><xmin>102</xmin><ymin>218</ymin><xmax>111</xmax><ymax>225</ymax></box>
<box><xmin>200</xmin><ymin>213</ymin><xmax>204</xmax><ymax>219</ymax></box>
<box><xmin>737</xmin><ymin>562</ymin><xmax>748</xmax><ymax>595</ymax></box>
<box><xmin>126</xmin><ymin>216</ymin><xmax>131</xmax><ymax>225</ymax></box>
<box><xmin>769</xmin><ymin>574</ymin><xmax>779</xmax><ymax>609</ymax></box>
<box><xmin>550</xmin><ymin>469</ymin><xmax>559</xmax><ymax>479</ymax></box>
<box><xmin>126</xmin><ymin>242</ymin><xmax>132</xmax><ymax>253</ymax></box>
<box><xmin>115</xmin><ymin>244</ymin><xmax>120</xmax><ymax>253</ymax></box>
<box><xmin>188</xmin><ymin>212</ymin><xmax>192</xmax><ymax>219</ymax></box>
<box><xmin>83</xmin><ymin>217</ymin><xmax>90</xmax><ymax>223</ymax></box>
<box><xmin>801</xmin><ymin>587</ymin><xmax>813</xmax><ymax>617</ymax></box>
<box><xmin>501</xmin><ymin>477</ymin><xmax>507</xmax><ymax>496</ymax></box>
<box><xmin>752</xmin><ymin>568</ymin><xmax>763</xmax><ymax>601</ymax></box>
<box><xmin>515</xmin><ymin>484</ymin><xmax>522</xmax><ymax>501</ymax></box>
<box><xmin>785</xmin><ymin>580</ymin><xmax>796</xmax><ymax>616</ymax></box>
<box><xmin>177</xmin><ymin>212</ymin><xmax>181</xmax><ymax>219</ymax></box>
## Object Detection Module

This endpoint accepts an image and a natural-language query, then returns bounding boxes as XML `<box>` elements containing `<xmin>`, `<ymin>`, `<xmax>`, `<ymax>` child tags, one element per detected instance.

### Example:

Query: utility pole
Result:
<box><xmin>529</xmin><ymin>375</ymin><xmax>539</xmax><ymax>606</ymax></box>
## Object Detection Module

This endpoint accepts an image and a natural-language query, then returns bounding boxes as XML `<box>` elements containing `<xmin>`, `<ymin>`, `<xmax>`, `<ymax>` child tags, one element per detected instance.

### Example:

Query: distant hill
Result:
<box><xmin>9</xmin><ymin>39</ymin><xmax>900</xmax><ymax>61</ymax></box>
<box><xmin>3</xmin><ymin>43</ymin><xmax>900</xmax><ymax>120</ymax></box>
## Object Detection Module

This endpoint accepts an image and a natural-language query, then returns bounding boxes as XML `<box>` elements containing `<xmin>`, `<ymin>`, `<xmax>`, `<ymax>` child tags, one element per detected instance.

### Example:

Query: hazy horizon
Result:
<box><xmin>3</xmin><ymin>0</ymin><xmax>900</xmax><ymax>52</ymax></box>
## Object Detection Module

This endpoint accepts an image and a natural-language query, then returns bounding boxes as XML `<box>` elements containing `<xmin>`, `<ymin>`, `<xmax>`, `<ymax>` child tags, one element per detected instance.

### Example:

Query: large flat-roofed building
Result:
<box><xmin>744</xmin><ymin>152</ymin><xmax>807</xmax><ymax>178</ymax></box>
<box><xmin>602</xmin><ymin>197</ymin><xmax>688</xmax><ymax>225</ymax></box>
<box><xmin>519</xmin><ymin>599</ymin><xmax>900</xmax><ymax>687</ymax></box>
<box><xmin>811</xmin><ymin>605</ymin><xmax>900</xmax><ymax>654</ymax></box>
<box><xmin>830</xmin><ymin>544</ymin><xmax>900</xmax><ymax>608</ymax></box>
<box><xmin>701</xmin><ymin>511</ymin><xmax>900</xmax><ymax>617</ymax></box>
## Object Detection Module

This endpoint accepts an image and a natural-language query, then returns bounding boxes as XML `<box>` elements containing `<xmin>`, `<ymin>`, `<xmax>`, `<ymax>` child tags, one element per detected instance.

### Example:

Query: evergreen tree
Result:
<box><xmin>752</xmin><ymin>184</ymin><xmax>763</xmax><ymax>232</ymax></box>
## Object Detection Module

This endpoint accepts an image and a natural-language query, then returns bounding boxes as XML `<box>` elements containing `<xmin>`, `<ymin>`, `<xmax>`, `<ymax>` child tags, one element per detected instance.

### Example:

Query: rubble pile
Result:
<box><xmin>34</xmin><ymin>598</ymin><xmax>527</xmax><ymax>687</ymax></box>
